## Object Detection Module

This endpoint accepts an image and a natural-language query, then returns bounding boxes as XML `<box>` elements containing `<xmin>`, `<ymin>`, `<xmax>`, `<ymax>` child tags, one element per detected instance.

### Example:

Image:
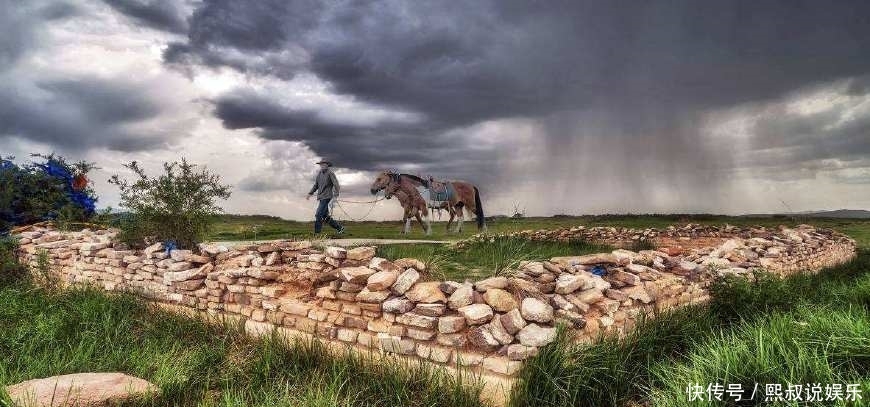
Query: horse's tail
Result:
<box><xmin>474</xmin><ymin>186</ymin><xmax>485</xmax><ymax>229</ymax></box>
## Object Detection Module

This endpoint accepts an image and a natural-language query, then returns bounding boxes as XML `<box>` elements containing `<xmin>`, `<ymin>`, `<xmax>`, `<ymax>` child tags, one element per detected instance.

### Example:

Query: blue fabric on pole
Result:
<box><xmin>590</xmin><ymin>265</ymin><xmax>607</xmax><ymax>276</ymax></box>
<box><xmin>163</xmin><ymin>240</ymin><xmax>177</xmax><ymax>254</ymax></box>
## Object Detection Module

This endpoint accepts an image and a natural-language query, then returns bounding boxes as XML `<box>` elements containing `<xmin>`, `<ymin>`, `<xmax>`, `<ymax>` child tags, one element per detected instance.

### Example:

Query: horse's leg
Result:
<box><xmin>405</xmin><ymin>207</ymin><xmax>411</xmax><ymax>234</ymax></box>
<box><xmin>404</xmin><ymin>207</ymin><xmax>412</xmax><ymax>234</ymax></box>
<box><xmin>455</xmin><ymin>205</ymin><xmax>464</xmax><ymax>233</ymax></box>
<box><xmin>414</xmin><ymin>209</ymin><xmax>427</xmax><ymax>235</ymax></box>
<box><xmin>446</xmin><ymin>205</ymin><xmax>455</xmax><ymax>232</ymax></box>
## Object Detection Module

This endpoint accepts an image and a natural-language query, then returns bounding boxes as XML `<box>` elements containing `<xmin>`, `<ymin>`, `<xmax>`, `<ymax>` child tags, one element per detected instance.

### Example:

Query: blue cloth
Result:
<box><xmin>314</xmin><ymin>198</ymin><xmax>342</xmax><ymax>233</ymax></box>
<box><xmin>590</xmin><ymin>265</ymin><xmax>608</xmax><ymax>276</ymax></box>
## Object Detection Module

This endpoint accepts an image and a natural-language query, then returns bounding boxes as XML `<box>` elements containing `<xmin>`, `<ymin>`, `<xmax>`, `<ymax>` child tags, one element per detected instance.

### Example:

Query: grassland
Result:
<box><xmin>206</xmin><ymin>213</ymin><xmax>870</xmax><ymax>246</ymax></box>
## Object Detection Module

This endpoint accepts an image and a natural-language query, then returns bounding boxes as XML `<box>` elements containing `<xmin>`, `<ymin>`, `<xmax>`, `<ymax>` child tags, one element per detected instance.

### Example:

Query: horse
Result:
<box><xmin>370</xmin><ymin>172</ymin><xmax>431</xmax><ymax>235</ymax></box>
<box><xmin>371</xmin><ymin>171</ymin><xmax>486</xmax><ymax>233</ymax></box>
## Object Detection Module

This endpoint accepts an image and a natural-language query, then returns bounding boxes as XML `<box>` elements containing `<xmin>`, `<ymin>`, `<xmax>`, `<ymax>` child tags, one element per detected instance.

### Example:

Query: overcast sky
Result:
<box><xmin>2</xmin><ymin>0</ymin><xmax>869</xmax><ymax>220</ymax></box>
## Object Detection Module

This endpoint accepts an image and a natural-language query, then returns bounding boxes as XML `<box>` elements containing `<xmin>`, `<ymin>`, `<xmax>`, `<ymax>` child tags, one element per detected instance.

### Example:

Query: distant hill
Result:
<box><xmin>796</xmin><ymin>209</ymin><xmax>870</xmax><ymax>219</ymax></box>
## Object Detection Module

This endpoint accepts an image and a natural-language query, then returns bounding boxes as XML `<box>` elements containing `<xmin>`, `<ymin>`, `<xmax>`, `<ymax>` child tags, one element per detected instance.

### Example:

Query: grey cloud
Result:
<box><xmin>163</xmin><ymin>0</ymin><xmax>320</xmax><ymax>78</ymax></box>
<box><xmin>0</xmin><ymin>76</ymin><xmax>168</xmax><ymax>151</ymax></box>
<box><xmin>171</xmin><ymin>0</ymin><xmax>870</xmax><ymax>196</ymax></box>
<box><xmin>103</xmin><ymin>0</ymin><xmax>188</xmax><ymax>33</ymax></box>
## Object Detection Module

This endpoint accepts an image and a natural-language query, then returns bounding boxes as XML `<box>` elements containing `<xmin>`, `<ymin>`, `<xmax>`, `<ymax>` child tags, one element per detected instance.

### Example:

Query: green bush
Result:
<box><xmin>0</xmin><ymin>237</ymin><xmax>26</xmax><ymax>286</ymax></box>
<box><xmin>109</xmin><ymin>158</ymin><xmax>232</xmax><ymax>250</ymax></box>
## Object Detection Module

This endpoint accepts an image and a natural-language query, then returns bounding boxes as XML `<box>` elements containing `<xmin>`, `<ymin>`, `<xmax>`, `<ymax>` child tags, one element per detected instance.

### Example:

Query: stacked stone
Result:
<box><xmin>12</xmin><ymin>222</ymin><xmax>857</xmax><ymax>378</ymax></box>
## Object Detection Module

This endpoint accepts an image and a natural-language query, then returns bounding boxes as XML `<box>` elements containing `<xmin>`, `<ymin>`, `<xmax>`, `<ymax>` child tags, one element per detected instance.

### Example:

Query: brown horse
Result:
<box><xmin>425</xmin><ymin>177</ymin><xmax>486</xmax><ymax>233</ymax></box>
<box><xmin>370</xmin><ymin>172</ymin><xmax>431</xmax><ymax>235</ymax></box>
<box><xmin>372</xmin><ymin>171</ymin><xmax>486</xmax><ymax>233</ymax></box>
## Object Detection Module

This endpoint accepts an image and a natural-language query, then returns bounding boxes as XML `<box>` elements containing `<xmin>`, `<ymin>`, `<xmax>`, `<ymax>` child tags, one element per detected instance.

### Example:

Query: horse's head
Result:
<box><xmin>370</xmin><ymin>171</ymin><xmax>393</xmax><ymax>195</ymax></box>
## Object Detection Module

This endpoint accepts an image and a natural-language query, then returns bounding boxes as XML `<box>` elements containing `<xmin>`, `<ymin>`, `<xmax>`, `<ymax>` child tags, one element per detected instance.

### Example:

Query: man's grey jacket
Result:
<box><xmin>308</xmin><ymin>169</ymin><xmax>340</xmax><ymax>200</ymax></box>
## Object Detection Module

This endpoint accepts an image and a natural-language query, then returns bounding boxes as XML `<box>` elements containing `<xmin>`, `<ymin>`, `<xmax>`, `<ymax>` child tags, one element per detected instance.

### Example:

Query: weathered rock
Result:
<box><xmin>506</xmin><ymin>344</ymin><xmax>539</xmax><ymax>360</ymax></box>
<box><xmin>325</xmin><ymin>246</ymin><xmax>347</xmax><ymax>259</ymax></box>
<box><xmin>413</xmin><ymin>303</ymin><xmax>446</xmax><ymax>317</ymax></box>
<box><xmin>475</xmin><ymin>276</ymin><xmax>509</xmax><ymax>291</ymax></box>
<box><xmin>170</xmin><ymin>249</ymin><xmax>191</xmax><ymax>262</ymax></box>
<box><xmin>611</xmin><ymin>269</ymin><xmax>641</xmax><ymax>286</ymax></box>
<box><xmin>391</xmin><ymin>268</ymin><xmax>420</xmax><ymax>295</ymax></box>
<box><xmin>339</xmin><ymin>266</ymin><xmax>377</xmax><ymax>284</ymax></box>
<box><xmin>458</xmin><ymin>303</ymin><xmax>494</xmax><ymax>325</ymax></box>
<box><xmin>366</xmin><ymin>271</ymin><xmax>398</xmax><ymax>291</ymax></box>
<box><xmin>555</xmin><ymin>309</ymin><xmax>587</xmax><ymax>328</ymax></box>
<box><xmin>521</xmin><ymin>261</ymin><xmax>546</xmax><ymax>276</ymax></box>
<box><xmin>520</xmin><ymin>297</ymin><xmax>554</xmax><ymax>323</ymax></box>
<box><xmin>467</xmin><ymin>325</ymin><xmax>500</xmax><ymax>351</ymax></box>
<box><xmin>394</xmin><ymin>258</ymin><xmax>426</xmax><ymax>271</ymax></box>
<box><xmin>382</xmin><ymin>297</ymin><xmax>415</xmax><ymax>313</ymax></box>
<box><xmin>396</xmin><ymin>312</ymin><xmax>437</xmax><ymax>329</ymax></box>
<box><xmin>405</xmin><ymin>281</ymin><xmax>447</xmax><ymax>303</ymax></box>
<box><xmin>487</xmin><ymin>316</ymin><xmax>514</xmax><ymax>345</ymax></box>
<box><xmin>555</xmin><ymin>273</ymin><xmax>591</xmax><ymax>294</ymax></box>
<box><xmin>516</xmin><ymin>323</ymin><xmax>557</xmax><ymax>347</ymax></box>
<box><xmin>163</xmin><ymin>267</ymin><xmax>204</xmax><ymax>283</ymax></box>
<box><xmin>347</xmin><ymin>246</ymin><xmax>376</xmax><ymax>261</ymax></box>
<box><xmin>438</xmin><ymin>315</ymin><xmax>467</xmax><ymax>333</ymax></box>
<box><xmin>143</xmin><ymin>242</ymin><xmax>163</xmax><ymax>257</ymax></box>
<box><xmin>623</xmin><ymin>285</ymin><xmax>654</xmax><ymax>303</ymax></box>
<box><xmin>356</xmin><ymin>287</ymin><xmax>390</xmax><ymax>303</ymax></box>
<box><xmin>5</xmin><ymin>373</ymin><xmax>158</xmax><ymax>407</ymax></box>
<box><xmin>370</xmin><ymin>257</ymin><xmax>401</xmax><ymax>273</ymax></box>
<box><xmin>167</xmin><ymin>261</ymin><xmax>193</xmax><ymax>272</ymax></box>
<box><xmin>482</xmin><ymin>288</ymin><xmax>518</xmax><ymax>312</ymax></box>
<box><xmin>439</xmin><ymin>281</ymin><xmax>462</xmax><ymax>295</ymax></box>
<box><xmin>575</xmin><ymin>287</ymin><xmax>605</xmax><ymax>304</ymax></box>
<box><xmin>447</xmin><ymin>283</ymin><xmax>474</xmax><ymax>309</ymax></box>
<box><xmin>551</xmin><ymin>253</ymin><xmax>618</xmax><ymax>266</ymax></box>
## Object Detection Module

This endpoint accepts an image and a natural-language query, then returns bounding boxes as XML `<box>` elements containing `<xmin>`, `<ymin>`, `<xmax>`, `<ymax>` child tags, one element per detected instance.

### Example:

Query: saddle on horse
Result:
<box><xmin>417</xmin><ymin>176</ymin><xmax>454</xmax><ymax>213</ymax></box>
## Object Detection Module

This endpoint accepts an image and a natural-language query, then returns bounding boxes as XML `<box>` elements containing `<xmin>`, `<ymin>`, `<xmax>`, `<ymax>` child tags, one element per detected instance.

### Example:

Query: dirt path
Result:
<box><xmin>210</xmin><ymin>238</ymin><xmax>451</xmax><ymax>247</ymax></box>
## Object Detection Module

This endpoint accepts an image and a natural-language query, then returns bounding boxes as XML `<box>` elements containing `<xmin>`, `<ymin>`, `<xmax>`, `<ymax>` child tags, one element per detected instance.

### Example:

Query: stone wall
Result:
<box><xmin>13</xmin><ymin>223</ymin><xmax>857</xmax><ymax>378</ymax></box>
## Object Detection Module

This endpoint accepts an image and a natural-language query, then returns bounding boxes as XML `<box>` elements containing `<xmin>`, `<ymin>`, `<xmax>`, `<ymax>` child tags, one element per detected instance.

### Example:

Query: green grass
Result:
<box><xmin>204</xmin><ymin>214</ymin><xmax>870</xmax><ymax>247</ymax></box>
<box><xmin>375</xmin><ymin>236</ymin><xmax>610</xmax><ymax>281</ymax></box>
<box><xmin>0</xmin><ymin>280</ymin><xmax>483</xmax><ymax>407</ymax></box>
<box><xmin>509</xmin><ymin>250</ymin><xmax>870</xmax><ymax>407</ymax></box>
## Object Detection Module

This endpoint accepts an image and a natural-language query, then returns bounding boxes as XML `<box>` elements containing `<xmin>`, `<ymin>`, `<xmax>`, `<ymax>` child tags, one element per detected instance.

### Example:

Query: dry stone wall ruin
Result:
<box><xmin>14</xmin><ymin>223</ymin><xmax>857</xmax><ymax>378</ymax></box>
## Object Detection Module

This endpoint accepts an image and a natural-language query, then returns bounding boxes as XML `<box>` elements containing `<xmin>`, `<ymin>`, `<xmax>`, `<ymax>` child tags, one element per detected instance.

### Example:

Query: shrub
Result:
<box><xmin>109</xmin><ymin>158</ymin><xmax>232</xmax><ymax>249</ymax></box>
<box><xmin>0</xmin><ymin>154</ymin><xmax>98</xmax><ymax>233</ymax></box>
<box><xmin>0</xmin><ymin>236</ymin><xmax>27</xmax><ymax>286</ymax></box>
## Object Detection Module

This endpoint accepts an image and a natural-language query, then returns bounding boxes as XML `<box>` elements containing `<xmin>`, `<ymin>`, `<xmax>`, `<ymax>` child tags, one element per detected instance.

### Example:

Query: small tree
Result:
<box><xmin>109</xmin><ymin>158</ymin><xmax>232</xmax><ymax>250</ymax></box>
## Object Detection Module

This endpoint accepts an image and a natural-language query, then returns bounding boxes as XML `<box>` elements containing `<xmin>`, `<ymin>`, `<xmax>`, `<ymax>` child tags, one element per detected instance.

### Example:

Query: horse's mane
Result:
<box><xmin>399</xmin><ymin>173</ymin><xmax>426</xmax><ymax>184</ymax></box>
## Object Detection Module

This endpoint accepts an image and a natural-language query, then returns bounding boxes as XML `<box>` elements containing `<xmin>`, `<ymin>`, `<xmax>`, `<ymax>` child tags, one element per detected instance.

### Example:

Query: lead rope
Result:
<box><xmin>331</xmin><ymin>195</ymin><xmax>386</xmax><ymax>222</ymax></box>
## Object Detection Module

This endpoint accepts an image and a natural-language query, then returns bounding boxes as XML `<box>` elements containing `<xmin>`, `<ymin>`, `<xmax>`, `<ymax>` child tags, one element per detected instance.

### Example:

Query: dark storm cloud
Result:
<box><xmin>213</xmin><ymin>90</ymin><xmax>500</xmax><ymax>182</ymax></box>
<box><xmin>0</xmin><ymin>76</ymin><xmax>167</xmax><ymax>151</ymax></box>
<box><xmin>163</xmin><ymin>0</ymin><xmax>321</xmax><ymax>78</ymax></box>
<box><xmin>103</xmin><ymin>0</ymin><xmax>188</xmax><ymax>34</ymax></box>
<box><xmin>169</xmin><ymin>0</ymin><xmax>870</xmax><ymax>190</ymax></box>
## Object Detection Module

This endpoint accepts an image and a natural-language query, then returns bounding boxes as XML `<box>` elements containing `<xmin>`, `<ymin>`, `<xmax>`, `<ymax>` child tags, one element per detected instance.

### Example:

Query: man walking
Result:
<box><xmin>306</xmin><ymin>160</ymin><xmax>345</xmax><ymax>234</ymax></box>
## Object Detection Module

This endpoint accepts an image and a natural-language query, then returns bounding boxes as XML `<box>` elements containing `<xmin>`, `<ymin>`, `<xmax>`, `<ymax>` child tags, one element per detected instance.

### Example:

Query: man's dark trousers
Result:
<box><xmin>314</xmin><ymin>198</ymin><xmax>342</xmax><ymax>233</ymax></box>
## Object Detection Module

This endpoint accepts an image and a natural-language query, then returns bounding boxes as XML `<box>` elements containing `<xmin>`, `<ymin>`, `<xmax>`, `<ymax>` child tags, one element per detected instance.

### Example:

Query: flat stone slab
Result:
<box><xmin>5</xmin><ymin>372</ymin><xmax>158</xmax><ymax>407</ymax></box>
